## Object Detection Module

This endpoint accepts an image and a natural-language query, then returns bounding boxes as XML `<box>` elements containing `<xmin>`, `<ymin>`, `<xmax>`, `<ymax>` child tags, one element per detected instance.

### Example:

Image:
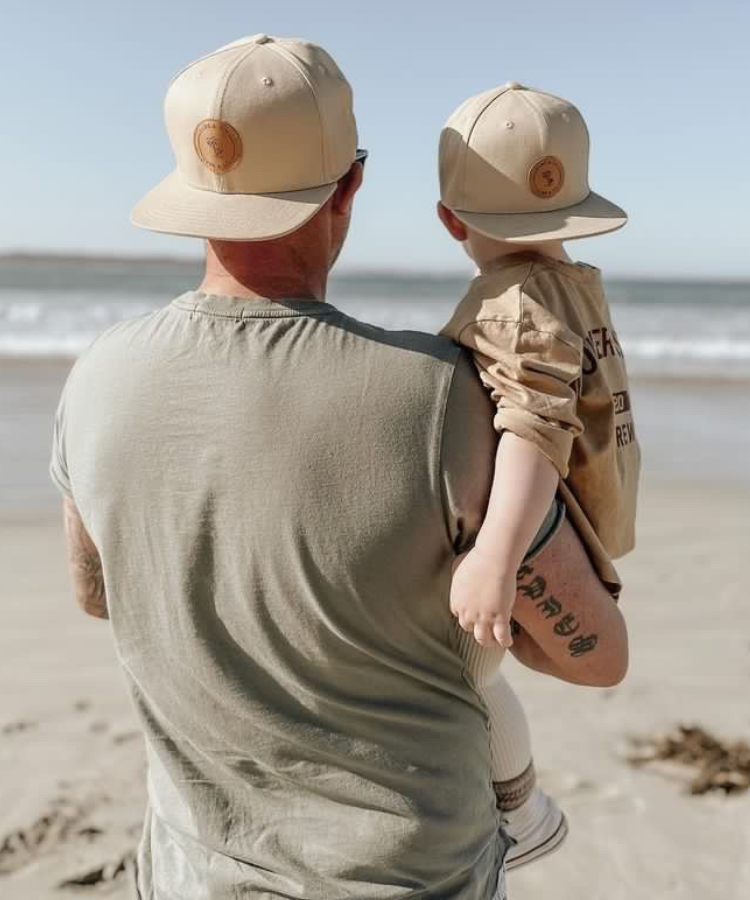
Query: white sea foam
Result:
<box><xmin>625</xmin><ymin>338</ymin><xmax>750</xmax><ymax>361</ymax></box>
<box><xmin>1</xmin><ymin>289</ymin><xmax>749</xmax><ymax>379</ymax></box>
<box><xmin>0</xmin><ymin>337</ymin><xmax>96</xmax><ymax>357</ymax></box>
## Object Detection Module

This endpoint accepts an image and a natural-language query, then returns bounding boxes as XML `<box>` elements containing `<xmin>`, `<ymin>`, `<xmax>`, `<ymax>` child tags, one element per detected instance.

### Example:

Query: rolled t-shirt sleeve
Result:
<box><xmin>49</xmin><ymin>377</ymin><xmax>75</xmax><ymax>500</ymax></box>
<box><xmin>457</xmin><ymin>298</ymin><xmax>584</xmax><ymax>478</ymax></box>
<box><xmin>439</xmin><ymin>349</ymin><xmax>498</xmax><ymax>555</ymax></box>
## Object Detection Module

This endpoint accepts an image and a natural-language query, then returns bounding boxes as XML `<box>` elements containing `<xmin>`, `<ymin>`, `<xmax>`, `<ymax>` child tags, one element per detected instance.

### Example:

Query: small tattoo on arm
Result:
<box><xmin>63</xmin><ymin>500</ymin><xmax>108</xmax><ymax>619</ymax></box>
<box><xmin>517</xmin><ymin>563</ymin><xmax>598</xmax><ymax>656</ymax></box>
<box><xmin>568</xmin><ymin>634</ymin><xmax>599</xmax><ymax>657</ymax></box>
<box><xmin>536</xmin><ymin>596</ymin><xmax>562</xmax><ymax>619</ymax></box>
<box><xmin>552</xmin><ymin>612</ymin><xmax>580</xmax><ymax>636</ymax></box>
<box><xmin>516</xmin><ymin>563</ymin><xmax>534</xmax><ymax>582</ymax></box>
<box><xmin>517</xmin><ymin>575</ymin><xmax>547</xmax><ymax>600</ymax></box>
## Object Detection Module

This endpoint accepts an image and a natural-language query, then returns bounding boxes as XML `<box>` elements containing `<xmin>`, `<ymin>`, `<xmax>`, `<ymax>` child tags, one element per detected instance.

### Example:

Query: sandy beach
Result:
<box><xmin>1</xmin><ymin>359</ymin><xmax>749</xmax><ymax>899</ymax></box>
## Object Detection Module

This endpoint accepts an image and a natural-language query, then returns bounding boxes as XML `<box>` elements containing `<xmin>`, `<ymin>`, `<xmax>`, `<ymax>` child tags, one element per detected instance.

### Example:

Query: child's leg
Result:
<box><xmin>455</xmin><ymin>621</ymin><xmax>568</xmax><ymax>869</ymax></box>
<box><xmin>482</xmin><ymin>672</ymin><xmax>569</xmax><ymax>870</ymax></box>
<box><xmin>454</xmin><ymin>626</ymin><xmax>535</xmax><ymax>804</ymax></box>
<box><xmin>451</xmin><ymin>528</ymin><xmax>569</xmax><ymax>872</ymax></box>
<box><xmin>483</xmin><ymin>670</ymin><xmax>536</xmax><ymax>808</ymax></box>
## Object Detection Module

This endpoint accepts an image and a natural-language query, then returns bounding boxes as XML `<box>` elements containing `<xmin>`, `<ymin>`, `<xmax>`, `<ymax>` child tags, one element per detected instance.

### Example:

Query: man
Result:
<box><xmin>50</xmin><ymin>35</ymin><xmax>627</xmax><ymax>900</ymax></box>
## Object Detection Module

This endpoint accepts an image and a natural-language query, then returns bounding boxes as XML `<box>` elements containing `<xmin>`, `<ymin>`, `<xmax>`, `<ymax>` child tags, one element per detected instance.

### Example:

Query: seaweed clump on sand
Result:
<box><xmin>626</xmin><ymin>725</ymin><xmax>750</xmax><ymax>795</ymax></box>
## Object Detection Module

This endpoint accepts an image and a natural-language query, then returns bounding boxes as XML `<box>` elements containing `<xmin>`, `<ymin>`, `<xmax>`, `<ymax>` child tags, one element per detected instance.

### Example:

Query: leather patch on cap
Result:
<box><xmin>528</xmin><ymin>156</ymin><xmax>565</xmax><ymax>199</ymax></box>
<box><xmin>193</xmin><ymin>119</ymin><xmax>243</xmax><ymax>174</ymax></box>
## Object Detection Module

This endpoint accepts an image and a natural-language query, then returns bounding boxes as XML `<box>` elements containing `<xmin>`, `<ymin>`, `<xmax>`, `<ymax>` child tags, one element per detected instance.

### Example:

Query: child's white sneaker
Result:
<box><xmin>501</xmin><ymin>786</ymin><xmax>569</xmax><ymax>870</ymax></box>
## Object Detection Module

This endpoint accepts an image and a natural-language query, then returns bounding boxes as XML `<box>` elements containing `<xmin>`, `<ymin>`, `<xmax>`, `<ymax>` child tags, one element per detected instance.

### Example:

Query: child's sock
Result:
<box><xmin>479</xmin><ymin>671</ymin><xmax>568</xmax><ymax>868</ymax></box>
<box><xmin>453</xmin><ymin>625</ymin><xmax>568</xmax><ymax>868</ymax></box>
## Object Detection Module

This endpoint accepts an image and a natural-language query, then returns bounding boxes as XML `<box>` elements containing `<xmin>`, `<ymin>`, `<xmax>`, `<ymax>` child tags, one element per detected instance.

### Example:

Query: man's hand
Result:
<box><xmin>62</xmin><ymin>496</ymin><xmax>109</xmax><ymax>620</ymax></box>
<box><xmin>450</xmin><ymin>547</ymin><xmax>516</xmax><ymax>648</ymax></box>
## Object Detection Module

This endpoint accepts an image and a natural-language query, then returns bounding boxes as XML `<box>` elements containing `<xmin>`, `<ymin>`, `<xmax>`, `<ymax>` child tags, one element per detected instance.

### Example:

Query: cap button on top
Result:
<box><xmin>504</xmin><ymin>81</ymin><xmax>524</xmax><ymax>90</ymax></box>
<box><xmin>252</xmin><ymin>34</ymin><xmax>271</xmax><ymax>44</ymax></box>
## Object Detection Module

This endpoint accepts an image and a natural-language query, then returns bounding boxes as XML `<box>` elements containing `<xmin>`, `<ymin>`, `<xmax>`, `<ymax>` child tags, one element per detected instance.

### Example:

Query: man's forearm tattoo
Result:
<box><xmin>516</xmin><ymin>565</ymin><xmax>597</xmax><ymax>657</ymax></box>
<box><xmin>537</xmin><ymin>596</ymin><xmax>562</xmax><ymax>619</ymax></box>
<box><xmin>552</xmin><ymin>612</ymin><xmax>579</xmax><ymax>637</ymax></box>
<box><xmin>63</xmin><ymin>500</ymin><xmax>108</xmax><ymax>619</ymax></box>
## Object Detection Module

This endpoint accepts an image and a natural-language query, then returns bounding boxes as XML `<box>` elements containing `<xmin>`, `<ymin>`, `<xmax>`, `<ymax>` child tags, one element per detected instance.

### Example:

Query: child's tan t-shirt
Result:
<box><xmin>439</xmin><ymin>251</ymin><xmax>641</xmax><ymax>594</ymax></box>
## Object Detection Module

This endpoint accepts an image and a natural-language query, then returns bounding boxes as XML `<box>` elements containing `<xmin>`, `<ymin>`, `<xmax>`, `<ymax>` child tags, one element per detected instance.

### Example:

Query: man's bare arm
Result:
<box><xmin>508</xmin><ymin>518</ymin><xmax>628</xmax><ymax>687</ymax></box>
<box><xmin>62</xmin><ymin>496</ymin><xmax>109</xmax><ymax>620</ymax></box>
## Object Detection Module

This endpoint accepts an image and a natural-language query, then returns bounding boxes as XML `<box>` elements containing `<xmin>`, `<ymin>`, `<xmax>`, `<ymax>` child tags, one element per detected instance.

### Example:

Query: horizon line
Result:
<box><xmin>1</xmin><ymin>249</ymin><xmax>748</xmax><ymax>286</ymax></box>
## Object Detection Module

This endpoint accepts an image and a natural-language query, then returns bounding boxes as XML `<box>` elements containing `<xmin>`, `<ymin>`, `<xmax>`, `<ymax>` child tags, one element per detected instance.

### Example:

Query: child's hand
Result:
<box><xmin>450</xmin><ymin>546</ymin><xmax>517</xmax><ymax>648</ymax></box>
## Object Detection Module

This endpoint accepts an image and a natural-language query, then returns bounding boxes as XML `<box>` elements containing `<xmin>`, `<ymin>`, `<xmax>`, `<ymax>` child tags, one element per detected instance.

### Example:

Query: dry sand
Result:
<box><xmin>507</xmin><ymin>483</ymin><xmax>750</xmax><ymax>900</ymax></box>
<box><xmin>1</xmin><ymin>485</ymin><xmax>749</xmax><ymax>898</ymax></box>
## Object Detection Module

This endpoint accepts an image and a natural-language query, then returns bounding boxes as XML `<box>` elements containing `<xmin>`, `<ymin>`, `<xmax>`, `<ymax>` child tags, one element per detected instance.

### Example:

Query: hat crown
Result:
<box><xmin>440</xmin><ymin>83</ymin><xmax>591</xmax><ymax>214</ymax></box>
<box><xmin>165</xmin><ymin>35</ymin><xmax>358</xmax><ymax>195</ymax></box>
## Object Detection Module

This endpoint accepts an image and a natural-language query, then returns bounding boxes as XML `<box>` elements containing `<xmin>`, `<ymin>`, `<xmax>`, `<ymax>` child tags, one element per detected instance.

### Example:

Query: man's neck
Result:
<box><xmin>197</xmin><ymin>272</ymin><xmax>327</xmax><ymax>302</ymax></box>
<box><xmin>197</xmin><ymin>240</ymin><xmax>329</xmax><ymax>302</ymax></box>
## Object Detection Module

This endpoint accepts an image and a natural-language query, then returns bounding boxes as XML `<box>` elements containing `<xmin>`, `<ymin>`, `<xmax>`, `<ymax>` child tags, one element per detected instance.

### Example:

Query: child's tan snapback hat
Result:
<box><xmin>439</xmin><ymin>82</ymin><xmax>627</xmax><ymax>242</ymax></box>
<box><xmin>131</xmin><ymin>34</ymin><xmax>362</xmax><ymax>241</ymax></box>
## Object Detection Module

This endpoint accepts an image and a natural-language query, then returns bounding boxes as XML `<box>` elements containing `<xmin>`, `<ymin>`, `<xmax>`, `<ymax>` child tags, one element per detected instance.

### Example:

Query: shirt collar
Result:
<box><xmin>170</xmin><ymin>291</ymin><xmax>339</xmax><ymax>319</ymax></box>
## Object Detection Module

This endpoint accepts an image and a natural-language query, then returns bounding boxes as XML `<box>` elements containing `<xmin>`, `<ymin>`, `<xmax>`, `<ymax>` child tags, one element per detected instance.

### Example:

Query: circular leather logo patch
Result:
<box><xmin>528</xmin><ymin>156</ymin><xmax>565</xmax><ymax>199</ymax></box>
<box><xmin>193</xmin><ymin>119</ymin><xmax>243</xmax><ymax>174</ymax></box>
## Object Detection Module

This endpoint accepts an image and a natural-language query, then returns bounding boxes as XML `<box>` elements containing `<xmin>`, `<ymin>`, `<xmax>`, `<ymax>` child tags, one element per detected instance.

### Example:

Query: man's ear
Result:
<box><xmin>436</xmin><ymin>202</ymin><xmax>468</xmax><ymax>242</ymax></box>
<box><xmin>332</xmin><ymin>161</ymin><xmax>364</xmax><ymax>217</ymax></box>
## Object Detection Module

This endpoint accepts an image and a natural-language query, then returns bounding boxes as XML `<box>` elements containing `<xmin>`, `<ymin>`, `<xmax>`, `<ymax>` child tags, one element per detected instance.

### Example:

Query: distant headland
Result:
<box><xmin>0</xmin><ymin>251</ymin><xmax>202</xmax><ymax>267</ymax></box>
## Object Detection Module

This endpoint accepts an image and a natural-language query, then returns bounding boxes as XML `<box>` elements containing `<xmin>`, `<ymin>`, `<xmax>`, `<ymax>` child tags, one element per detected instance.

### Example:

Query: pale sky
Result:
<box><xmin>1</xmin><ymin>0</ymin><xmax>748</xmax><ymax>279</ymax></box>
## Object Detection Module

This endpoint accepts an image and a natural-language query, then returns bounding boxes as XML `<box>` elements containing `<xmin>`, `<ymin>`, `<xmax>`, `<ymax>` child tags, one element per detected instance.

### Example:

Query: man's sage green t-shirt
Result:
<box><xmin>49</xmin><ymin>291</ymin><xmax>507</xmax><ymax>900</ymax></box>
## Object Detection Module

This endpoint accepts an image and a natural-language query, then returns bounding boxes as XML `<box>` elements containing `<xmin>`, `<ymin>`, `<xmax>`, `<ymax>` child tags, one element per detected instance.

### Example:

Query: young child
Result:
<box><xmin>436</xmin><ymin>82</ymin><xmax>641</xmax><ymax>866</ymax></box>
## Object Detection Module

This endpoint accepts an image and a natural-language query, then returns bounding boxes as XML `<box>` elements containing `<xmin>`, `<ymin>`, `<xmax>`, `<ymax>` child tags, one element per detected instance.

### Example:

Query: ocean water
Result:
<box><xmin>2</xmin><ymin>256</ymin><xmax>750</xmax><ymax>511</ymax></box>
<box><xmin>1</xmin><ymin>256</ymin><xmax>750</xmax><ymax>380</ymax></box>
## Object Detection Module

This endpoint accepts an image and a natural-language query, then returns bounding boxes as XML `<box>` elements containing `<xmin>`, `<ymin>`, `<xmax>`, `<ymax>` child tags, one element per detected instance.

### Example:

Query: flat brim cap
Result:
<box><xmin>131</xmin><ymin>35</ymin><xmax>360</xmax><ymax>241</ymax></box>
<box><xmin>452</xmin><ymin>190</ymin><xmax>628</xmax><ymax>243</ymax></box>
<box><xmin>131</xmin><ymin>170</ymin><xmax>338</xmax><ymax>241</ymax></box>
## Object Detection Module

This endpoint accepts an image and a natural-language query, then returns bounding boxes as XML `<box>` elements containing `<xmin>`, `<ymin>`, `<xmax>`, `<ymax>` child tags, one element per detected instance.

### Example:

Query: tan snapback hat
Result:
<box><xmin>439</xmin><ymin>82</ymin><xmax>627</xmax><ymax>242</ymax></box>
<box><xmin>131</xmin><ymin>34</ymin><xmax>362</xmax><ymax>241</ymax></box>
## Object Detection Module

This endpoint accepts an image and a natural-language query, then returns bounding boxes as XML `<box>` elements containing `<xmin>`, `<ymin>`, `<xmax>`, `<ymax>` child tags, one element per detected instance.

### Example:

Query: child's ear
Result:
<box><xmin>436</xmin><ymin>202</ymin><xmax>468</xmax><ymax>242</ymax></box>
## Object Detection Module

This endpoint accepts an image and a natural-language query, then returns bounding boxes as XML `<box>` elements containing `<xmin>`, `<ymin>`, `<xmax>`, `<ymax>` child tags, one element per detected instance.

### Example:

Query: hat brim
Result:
<box><xmin>131</xmin><ymin>170</ymin><xmax>338</xmax><ymax>241</ymax></box>
<box><xmin>452</xmin><ymin>191</ymin><xmax>628</xmax><ymax>243</ymax></box>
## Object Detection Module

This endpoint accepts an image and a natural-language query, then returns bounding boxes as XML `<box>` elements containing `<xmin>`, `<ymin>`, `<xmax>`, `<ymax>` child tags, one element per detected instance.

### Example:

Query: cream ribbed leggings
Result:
<box><xmin>452</xmin><ymin>621</ymin><xmax>535</xmax><ymax>809</ymax></box>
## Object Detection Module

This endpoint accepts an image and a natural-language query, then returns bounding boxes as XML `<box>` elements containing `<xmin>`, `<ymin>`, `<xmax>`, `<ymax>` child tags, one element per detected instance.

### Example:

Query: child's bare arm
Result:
<box><xmin>449</xmin><ymin>433</ymin><xmax>558</xmax><ymax>648</ymax></box>
<box><xmin>442</xmin><ymin>283</ymin><xmax>584</xmax><ymax>649</ymax></box>
<box><xmin>475</xmin><ymin>433</ymin><xmax>559</xmax><ymax>567</ymax></box>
